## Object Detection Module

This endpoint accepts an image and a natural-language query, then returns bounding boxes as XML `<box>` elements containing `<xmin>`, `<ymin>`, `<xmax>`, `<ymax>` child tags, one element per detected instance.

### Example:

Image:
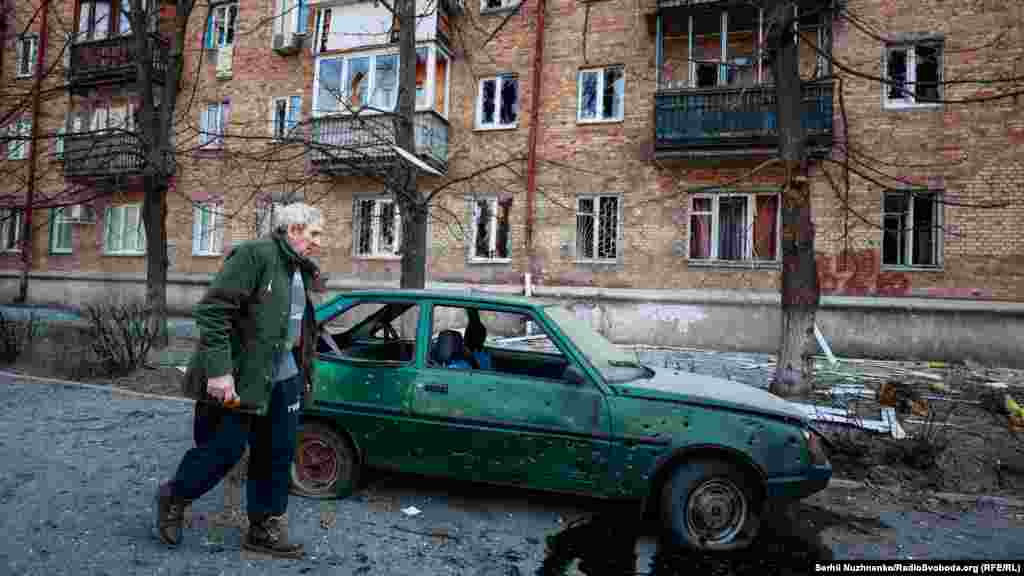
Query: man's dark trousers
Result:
<box><xmin>175</xmin><ymin>373</ymin><xmax>301</xmax><ymax>517</ymax></box>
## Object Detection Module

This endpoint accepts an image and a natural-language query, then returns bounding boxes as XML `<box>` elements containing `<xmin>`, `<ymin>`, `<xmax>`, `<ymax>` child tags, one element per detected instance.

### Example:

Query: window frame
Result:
<box><xmin>575</xmin><ymin>194</ymin><xmax>621</xmax><ymax>263</ymax></box>
<box><xmin>475</xmin><ymin>74</ymin><xmax>519</xmax><ymax>130</ymax></box>
<box><xmin>6</xmin><ymin>117</ymin><xmax>32</xmax><ymax>160</ymax></box>
<box><xmin>273</xmin><ymin>0</ymin><xmax>308</xmax><ymax>37</ymax></box>
<box><xmin>104</xmin><ymin>204</ymin><xmax>146</xmax><ymax>256</ymax></box>
<box><xmin>0</xmin><ymin>209</ymin><xmax>23</xmax><ymax>253</ymax></box>
<box><xmin>192</xmin><ymin>202</ymin><xmax>225</xmax><ymax>257</ymax></box>
<box><xmin>881</xmin><ymin>190</ymin><xmax>944</xmax><ymax>269</ymax></box>
<box><xmin>16</xmin><ymin>34</ymin><xmax>39</xmax><ymax>78</ymax></box>
<box><xmin>353</xmin><ymin>196</ymin><xmax>402</xmax><ymax>259</ymax></box>
<box><xmin>49</xmin><ymin>208</ymin><xmax>74</xmax><ymax>254</ymax></box>
<box><xmin>687</xmin><ymin>191</ymin><xmax>781</xmax><ymax>265</ymax></box>
<box><xmin>270</xmin><ymin>95</ymin><xmax>303</xmax><ymax>140</ymax></box>
<box><xmin>576</xmin><ymin>65</ymin><xmax>625</xmax><ymax>124</ymax></box>
<box><xmin>200</xmin><ymin>102</ymin><xmax>228</xmax><ymax>149</ymax></box>
<box><xmin>206</xmin><ymin>2</ymin><xmax>239</xmax><ymax>50</ymax></box>
<box><xmin>469</xmin><ymin>197</ymin><xmax>512</xmax><ymax>263</ymax></box>
<box><xmin>480</xmin><ymin>0</ymin><xmax>520</xmax><ymax>14</ymax></box>
<box><xmin>313</xmin><ymin>45</ymin><xmax>450</xmax><ymax>119</ymax></box>
<box><xmin>883</xmin><ymin>39</ymin><xmax>943</xmax><ymax>110</ymax></box>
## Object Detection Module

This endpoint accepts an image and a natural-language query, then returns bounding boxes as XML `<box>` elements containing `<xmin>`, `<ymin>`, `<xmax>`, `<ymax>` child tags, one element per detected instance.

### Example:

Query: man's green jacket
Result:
<box><xmin>183</xmin><ymin>231</ymin><xmax>320</xmax><ymax>416</ymax></box>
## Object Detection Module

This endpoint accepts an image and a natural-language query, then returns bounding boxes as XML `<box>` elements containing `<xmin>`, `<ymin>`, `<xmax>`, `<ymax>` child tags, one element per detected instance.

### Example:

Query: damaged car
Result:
<box><xmin>289</xmin><ymin>290</ymin><xmax>831</xmax><ymax>551</ymax></box>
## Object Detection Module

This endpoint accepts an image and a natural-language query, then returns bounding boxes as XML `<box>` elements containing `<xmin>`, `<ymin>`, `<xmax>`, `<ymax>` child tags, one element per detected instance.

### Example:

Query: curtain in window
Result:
<box><xmin>718</xmin><ymin>196</ymin><xmax>746</xmax><ymax>260</ymax></box>
<box><xmin>753</xmin><ymin>195</ymin><xmax>778</xmax><ymax>260</ymax></box>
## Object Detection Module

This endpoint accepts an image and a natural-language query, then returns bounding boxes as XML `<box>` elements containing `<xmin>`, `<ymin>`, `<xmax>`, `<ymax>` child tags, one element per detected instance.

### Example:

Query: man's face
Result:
<box><xmin>287</xmin><ymin>222</ymin><xmax>323</xmax><ymax>258</ymax></box>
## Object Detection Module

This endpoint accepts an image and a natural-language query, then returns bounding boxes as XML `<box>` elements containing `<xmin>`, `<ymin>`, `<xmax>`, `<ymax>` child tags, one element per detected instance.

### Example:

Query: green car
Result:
<box><xmin>289</xmin><ymin>290</ymin><xmax>831</xmax><ymax>551</ymax></box>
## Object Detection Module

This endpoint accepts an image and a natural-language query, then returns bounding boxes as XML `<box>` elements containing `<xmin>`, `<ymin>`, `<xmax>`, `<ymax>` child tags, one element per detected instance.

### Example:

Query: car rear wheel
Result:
<box><xmin>289</xmin><ymin>420</ymin><xmax>359</xmax><ymax>499</ymax></box>
<box><xmin>661</xmin><ymin>458</ymin><xmax>761</xmax><ymax>551</ymax></box>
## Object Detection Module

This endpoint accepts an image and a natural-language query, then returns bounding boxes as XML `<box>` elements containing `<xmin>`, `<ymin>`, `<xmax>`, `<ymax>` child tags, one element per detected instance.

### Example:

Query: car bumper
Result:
<box><xmin>764</xmin><ymin>464</ymin><xmax>832</xmax><ymax>501</ymax></box>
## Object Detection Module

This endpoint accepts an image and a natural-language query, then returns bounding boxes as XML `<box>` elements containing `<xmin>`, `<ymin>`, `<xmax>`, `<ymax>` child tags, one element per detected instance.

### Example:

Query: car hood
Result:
<box><xmin>614</xmin><ymin>367</ymin><xmax>808</xmax><ymax>423</ymax></box>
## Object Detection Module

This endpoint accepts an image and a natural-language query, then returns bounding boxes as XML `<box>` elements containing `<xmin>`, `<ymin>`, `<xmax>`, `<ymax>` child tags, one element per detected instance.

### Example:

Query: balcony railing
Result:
<box><xmin>309</xmin><ymin>110</ymin><xmax>449</xmax><ymax>175</ymax></box>
<box><xmin>654</xmin><ymin>82</ymin><xmax>834</xmax><ymax>156</ymax></box>
<box><xmin>62</xmin><ymin>131</ymin><xmax>144</xmax><ymax>178</ymax></box>
<box><xmin>68</xmin><ymin>34</ymin><xmax>168</xmax><ymax>93</ymax></box>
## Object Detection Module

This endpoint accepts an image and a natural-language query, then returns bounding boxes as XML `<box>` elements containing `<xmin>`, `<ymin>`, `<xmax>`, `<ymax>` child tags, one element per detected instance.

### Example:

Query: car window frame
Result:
<box><xmin>316</xmin><ymin>298</ymin><xmax>422</xmax><ymax>368</ymax></box>
<box><xmin>424</xmin><ymin>300</ymin><xmax>600</xmax><ymax>390</ymax></box>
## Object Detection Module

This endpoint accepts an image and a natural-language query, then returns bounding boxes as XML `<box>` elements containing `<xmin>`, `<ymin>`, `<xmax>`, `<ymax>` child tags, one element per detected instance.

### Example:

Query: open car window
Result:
<box><xmin>318</xmin><ymin>301</ymin><xmax>419</xmax><ymax>364</ymax></box>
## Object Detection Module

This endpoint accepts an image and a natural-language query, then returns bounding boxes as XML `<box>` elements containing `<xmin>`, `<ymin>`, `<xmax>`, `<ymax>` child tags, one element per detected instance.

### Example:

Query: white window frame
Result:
<box><xmin>881</xmin><ymin>190</ymin><xmax>943</xmax><ymax>268</ymax></box>
<box><xmin>470</xmin><ymin>197</ymin><xmax>511</xmax><ymax>262</ymax></box>
<box><xmin>575</xmin><ymin>195</ymin><xmax>621</xmax><ymax>263</ymax></box>
<box><xmin>270</xmin><ymin>96</ymin><xmax>303</xmax><ymax>140</ymax></box>
<box><xmin>49</xmin><ymin>208</ymin><xmax>74</xmax><ymax>254</ymax></box>
<box><xmin>577</xmin><ymin>65</ymin><xmax>625</xmax><ymax>124</ymax></box>
<box><xmin>6</xmin><ymin>117</ymin><xmax>32</xmax><ymax>160</ymax></box>
<box><xmin>475</xmin><ymin>75</ymin><xmax>518</xmax><ymax>130</ymax></box>
<box><xmin>211</xmin><ymin>2</ymin><xmax>239</xmax><ymax>49</ymax></box>
<box><xmin>687</xmin><ymin>192</ymin><xmax>781</xmax><ymax>263</ymax></box>
<box><xmin>354</xmin><ymin>197</ymin><xmax>401</xmax><ymax>258</ymax></box>
<box><xmin>481</xmin><ymin>0</ymin><xmax>519</xmax><ymax>13</ymax></box>
<box><xmin>104</xmin><ymin>204</ymin><xmax>146</xmax><ymax>255</ymax></box>
<box><xmin>273</xmin><ymin>0</ymin><xmax>307</xmax><ymax>37</ymax></box>
<box><xmin>16</xmin><ymin>34</ymin><xmax>38</xmax><ymax>78</ymax></box>
<box><xmin>200</xmin><ymin>102</ymin><xmax>227</xmax><ymax>149</ymax></box>
<box><xmin>313</xmin><ymin>45</ymin><xmax>450</xmax><ymax>119</ymax></box>
<box><xmin>192</xmin><ymin>203</ymin><xmax>225</xmax><ymax>256</ymax></box>
<box><xmin>883</xmin><ymin>40</ymin><xmax>943</xmax><ymax>110</ymax></box>
<box><xmin>0</xmin><ymin>209</ymin><xmax>23</xmax><ymax>252</ymax></box>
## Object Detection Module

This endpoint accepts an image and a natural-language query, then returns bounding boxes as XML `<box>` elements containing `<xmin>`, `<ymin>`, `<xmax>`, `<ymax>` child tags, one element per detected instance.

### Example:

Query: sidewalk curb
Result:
<box><xmin>827</xmin><ymin>477</ymin><xmax>1024</xmax><ymax>509</ymax></box>
<box><xmin>0</xmin><ymin>370</ymin><xmax>194</xmax><ymax>404</ymax></box>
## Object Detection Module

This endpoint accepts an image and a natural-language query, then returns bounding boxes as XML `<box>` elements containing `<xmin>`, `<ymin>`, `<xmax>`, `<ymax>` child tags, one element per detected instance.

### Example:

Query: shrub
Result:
<box><xmin>83</xmin><ymin>300</ymin><xmax>159</xmax><ymax>376</ymax></box>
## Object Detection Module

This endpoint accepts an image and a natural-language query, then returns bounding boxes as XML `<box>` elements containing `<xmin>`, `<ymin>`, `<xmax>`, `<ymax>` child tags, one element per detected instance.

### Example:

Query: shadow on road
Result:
<box><xmin>537</xmin><ymin>503</ymin><xmax>888</xmax><ymax>576</ymax></box>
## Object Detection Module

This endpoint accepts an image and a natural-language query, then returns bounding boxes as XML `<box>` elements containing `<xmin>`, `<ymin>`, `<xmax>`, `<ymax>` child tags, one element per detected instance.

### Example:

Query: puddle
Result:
<box><xmin>537</xmin><ymin>504</ymin><xmax>879</xmax><ymax>575</ymax></box>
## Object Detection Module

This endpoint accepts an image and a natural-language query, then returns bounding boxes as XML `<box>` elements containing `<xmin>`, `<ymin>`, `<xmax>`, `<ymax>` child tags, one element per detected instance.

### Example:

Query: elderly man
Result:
<box><xmin>154</xmin><ymin>203</ymin><xmax>324</xmax><ymax>558</ymax></box>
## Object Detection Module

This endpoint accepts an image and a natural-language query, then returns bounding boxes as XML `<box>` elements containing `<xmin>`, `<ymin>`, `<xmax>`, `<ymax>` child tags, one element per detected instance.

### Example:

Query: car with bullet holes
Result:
<box><xmin>289</xmin><ymin>290</ymin><xmax>831</xmax><ymax>551</ymax></box>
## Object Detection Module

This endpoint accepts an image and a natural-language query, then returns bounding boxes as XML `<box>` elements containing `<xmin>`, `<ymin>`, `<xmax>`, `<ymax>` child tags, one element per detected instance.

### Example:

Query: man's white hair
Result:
<box><xmin>273</xmin><ymin>203</ymin><xmax>322</xmax><ymax>233</ymax></box>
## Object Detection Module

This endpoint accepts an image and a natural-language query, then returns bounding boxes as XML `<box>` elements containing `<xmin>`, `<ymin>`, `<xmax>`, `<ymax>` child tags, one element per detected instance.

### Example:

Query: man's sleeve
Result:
<box><xmin>194</xmin><ymin>244</ymin><xmax>261</xmax><ymax>379</ymax></box>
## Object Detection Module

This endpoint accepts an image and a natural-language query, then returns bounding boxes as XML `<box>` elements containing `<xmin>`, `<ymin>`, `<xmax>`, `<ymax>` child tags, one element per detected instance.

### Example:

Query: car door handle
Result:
<box><xmin>421</xmin><ymin>383</ymin><xmax>448</xmax><ymax>394</ymax></box>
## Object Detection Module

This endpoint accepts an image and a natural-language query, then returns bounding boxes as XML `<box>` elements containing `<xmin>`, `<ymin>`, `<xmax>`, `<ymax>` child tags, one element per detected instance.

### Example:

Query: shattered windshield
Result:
<box><xmin>544</xmin><ymin>305</ymin><xmax>651</xmax><ymax>384</ymax></box>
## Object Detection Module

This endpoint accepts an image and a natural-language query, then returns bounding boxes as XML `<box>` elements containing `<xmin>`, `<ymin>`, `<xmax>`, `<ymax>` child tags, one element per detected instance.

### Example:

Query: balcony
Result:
<box><xmin>654</xmin><ymin>82</ymin><xmax>834</xmax><ymax>158</ymax></box>
<box><xmin>62</xmin><ymin>132</ymin><xmax>144</xmax><ymax>178</ymax></box>
<box><xmin>309</xmin><ymin>111</ymin><xmax>449</xmax><ymax>176</ymax></box>
<box><xmin>68</xmin><ymin>34</ymin><xmax>168</xmax><ymax>94</ymax></box>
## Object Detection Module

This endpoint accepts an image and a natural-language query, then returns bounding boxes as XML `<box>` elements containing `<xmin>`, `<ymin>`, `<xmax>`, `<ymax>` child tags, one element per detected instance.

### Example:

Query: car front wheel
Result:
<box><xmin>661</xmin><ymin>458</ymin><xmax>761</xmax><ymax>551</ymax></box>
<box><xmin>289</xmin><ymin>420</ymin><xmax>359</xmax><ymax>499</ymax></box>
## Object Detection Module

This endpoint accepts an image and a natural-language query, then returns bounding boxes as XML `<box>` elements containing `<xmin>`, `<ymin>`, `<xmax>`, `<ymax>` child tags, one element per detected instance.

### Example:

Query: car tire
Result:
<box><xmin>660</xmin><ymin>458</ymin><xmax>761</xmax><ymax>551</ymax></box>
<box><xmin>289</xmin><ymin>420</ymin><xmax>359</xmax><ymax>499</ymax></box>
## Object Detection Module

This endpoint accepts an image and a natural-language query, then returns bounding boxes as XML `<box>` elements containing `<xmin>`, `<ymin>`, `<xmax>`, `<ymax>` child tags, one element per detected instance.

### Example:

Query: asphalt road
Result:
<box><xmin>2</xmin><ymin>374</ymin><xmax>1023</xmax><ymax>576</ymax></box>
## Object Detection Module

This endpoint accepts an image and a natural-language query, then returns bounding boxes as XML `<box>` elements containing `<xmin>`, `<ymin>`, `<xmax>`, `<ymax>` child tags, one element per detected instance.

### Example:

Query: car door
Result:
<box><xmin>307</xmin><ymin>298</ymin><xmax>426</xmax><ymax>473</ymax></box>
<box><xmin>411</xmin><ymin>302</ymin><xmax>613</xmax><ymax>496</ymax></box>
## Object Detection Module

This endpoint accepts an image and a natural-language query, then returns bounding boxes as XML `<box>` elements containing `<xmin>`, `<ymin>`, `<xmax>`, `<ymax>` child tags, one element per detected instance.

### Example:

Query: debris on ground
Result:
<box><xmin>401</xmin><ymin>506</ymin><xmax>422</xmax><ymax>517</ymax></box>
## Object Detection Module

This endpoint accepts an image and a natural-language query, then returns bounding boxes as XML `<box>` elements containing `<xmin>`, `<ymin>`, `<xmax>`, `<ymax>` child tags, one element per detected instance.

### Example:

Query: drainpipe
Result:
<box><xmin>18</xmin><ymin>0</ymin><xmax>50</xmax><ymax>303</ymax></box>
<box><xmin>524</xmin><ymin>0</ymin><xmax>545</xmax><ymax>292</ymax></box>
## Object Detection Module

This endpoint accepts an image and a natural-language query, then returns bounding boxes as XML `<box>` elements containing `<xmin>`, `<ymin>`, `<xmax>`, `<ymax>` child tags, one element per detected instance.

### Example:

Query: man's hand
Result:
<box><xmin>207</xmin><ymin>374</ymin><xmax>239</xmax><ymax>407</ymax></box>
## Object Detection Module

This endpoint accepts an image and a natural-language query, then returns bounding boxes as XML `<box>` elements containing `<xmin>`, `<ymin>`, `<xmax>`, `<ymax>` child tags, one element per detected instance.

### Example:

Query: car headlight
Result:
<box><xmin>802</xmin><ymin>428</ymin><xmax>830</xmax><ymax>466</ymax></box>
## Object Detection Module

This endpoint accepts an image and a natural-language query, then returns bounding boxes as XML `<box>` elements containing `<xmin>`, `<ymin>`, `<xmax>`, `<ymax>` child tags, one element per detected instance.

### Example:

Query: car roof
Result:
<box><xmin>320</xmin><ymin>289</ymin><xmax>542</xmax><ymax>310</ymax></box>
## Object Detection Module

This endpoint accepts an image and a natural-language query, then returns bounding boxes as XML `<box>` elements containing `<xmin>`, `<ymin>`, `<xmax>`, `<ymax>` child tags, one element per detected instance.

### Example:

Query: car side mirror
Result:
<box><xmin>564</xmin><ymin>365</ymin><xmax>588</xmax><ymax>386</ymax></box>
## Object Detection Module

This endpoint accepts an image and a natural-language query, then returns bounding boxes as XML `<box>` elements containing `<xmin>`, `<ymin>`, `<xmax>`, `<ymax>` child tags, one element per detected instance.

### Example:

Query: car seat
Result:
<box><xmin>430</xmin><ymin>329</ymin><xmax>472</xmax><ymax>369</ymax></box>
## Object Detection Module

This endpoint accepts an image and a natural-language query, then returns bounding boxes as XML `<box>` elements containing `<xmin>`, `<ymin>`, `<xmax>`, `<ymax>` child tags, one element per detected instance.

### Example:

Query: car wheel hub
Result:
<box><xmin>298</xmin><ymin>438</ymin><xmax>339</xmax><ymax>489</ymax></box>
<box><xmin>685</xmin><ymin>479</ymin><xmax>746</xmax><ymax>544</ymax></box>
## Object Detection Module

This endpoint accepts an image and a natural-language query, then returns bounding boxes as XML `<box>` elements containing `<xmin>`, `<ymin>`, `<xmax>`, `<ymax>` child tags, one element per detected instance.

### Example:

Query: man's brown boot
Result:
<box><xmin>243</xmin><ymin>513</ymin><xmax>305</xmax><ymax>559</ymax></box>
<box><xmin>153</xmin><ymin>481</ymin><xmax>188</xmax><ymax>546</ymax></box>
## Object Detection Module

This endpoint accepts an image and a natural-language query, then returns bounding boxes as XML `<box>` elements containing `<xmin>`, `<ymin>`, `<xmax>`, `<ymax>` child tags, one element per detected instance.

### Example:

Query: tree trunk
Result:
<box><xmin>768</xmin><ymin>0</ymin><xmax>819</xmax><ymax>396</ymax></box>
<box><xmin>394</xmin><ymin>0</ymin><xmax>426</xmax><ymax>289</ymax></box>
<box><xmin>143</xmin><ymin>175</ymin><xmax>170</xmax><ymax>348</ymax></box>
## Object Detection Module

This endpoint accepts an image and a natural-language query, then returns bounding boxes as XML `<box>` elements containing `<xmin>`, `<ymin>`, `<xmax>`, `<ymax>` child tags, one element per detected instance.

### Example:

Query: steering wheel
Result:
<box><xmin>375</xmin><ymin>321</ymin><xmax>400</xmax><ymax>341</ymax></box>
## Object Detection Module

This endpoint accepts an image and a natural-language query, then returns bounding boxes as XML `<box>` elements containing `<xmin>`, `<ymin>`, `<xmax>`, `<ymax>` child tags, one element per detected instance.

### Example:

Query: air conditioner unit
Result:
<box><xmin>64</xmin><ymin>204</ymin><xmax>96</xmax><ymax>223</ymax></box>
<box><xmin>272</xmin><ymin>32</ymin><xmax>303</xmax><ymax>55</ymax></box>
<box><xmin>215</xmin><ymin>46</ymin><xmax>234</xmax><ymax>79</ymax></box>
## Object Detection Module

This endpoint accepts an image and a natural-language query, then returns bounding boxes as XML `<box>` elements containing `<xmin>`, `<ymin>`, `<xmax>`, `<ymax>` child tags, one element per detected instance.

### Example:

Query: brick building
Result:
<box><xmin>1</xmin><ymin>0</ymin><xmax>1022</xmax><ymax>364</ymax></box>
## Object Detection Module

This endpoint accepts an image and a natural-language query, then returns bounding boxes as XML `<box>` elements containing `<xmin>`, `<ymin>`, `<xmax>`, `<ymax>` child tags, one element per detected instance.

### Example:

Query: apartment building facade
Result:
<box><xmin>1</xmin><ymin>0</ymin><xmax>1022</xmax><ymax>364</ymax></box>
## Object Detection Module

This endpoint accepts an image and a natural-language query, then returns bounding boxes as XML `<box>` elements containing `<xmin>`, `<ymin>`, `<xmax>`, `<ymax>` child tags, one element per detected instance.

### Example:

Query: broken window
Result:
<box><xmin>472</xmin><ymin>197</ymin><xmax>511</xmax><ymax>260</ymax></box>
<box><xmin>882</xmin><ymin>191</ymin><xmax>942</xmax><ymax>267</ymax></box>
<box><xmin>477</xmin><ymin>75</ymin><xmax>518</xmax><ymax>129</ymax></box>
<box><xmin>689</xmin><ymin>193</ymin><xmax>779</xmax><ymax>262</ymax></box>
<box><xmin>482</xmin><ymin>0</ymin><xmax>518</xmax><ymax>12</ymax></box>
<box><xmin>576</xmin><ymin>196</ymin><xmax>619</xmax><ymax>261</ymax></box>
<box><xmin>885</xmin><ymin>40</ymin><xmax>943</xmax><ymax>107</ymax></box>
<box><xmin>578</xmin><ymin>66</ymin><xmax>624</xmax><ymax>122</ymax></box>
<box><xmin>355</xmin><ymin>197</ymin><xmax>401</xmax><ymax>257</ymax></box>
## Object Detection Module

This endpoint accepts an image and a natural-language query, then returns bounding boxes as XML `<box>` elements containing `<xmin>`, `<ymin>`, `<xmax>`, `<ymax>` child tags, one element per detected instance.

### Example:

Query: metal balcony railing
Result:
<box><xmin>309</xmin><ymin>110</ymin><xmax>449</xmax><ymax>175</ymax></box>
<box><xmin>62</xmin><ymin>131</ymin><xmax>144</xmax><ymax>178</ymax></box>
<box><xmin>68</xmin><ymin>34</ymin><xmax>168</xmax><ymax>92</ymax></box>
